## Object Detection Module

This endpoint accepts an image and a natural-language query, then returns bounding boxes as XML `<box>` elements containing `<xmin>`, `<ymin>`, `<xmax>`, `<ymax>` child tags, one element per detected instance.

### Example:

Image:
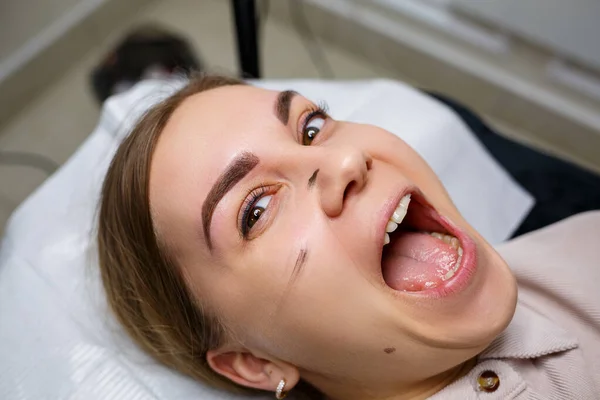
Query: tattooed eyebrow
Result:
<box><xmin>275</xmin><ymin>90</ymin><xmax>298</xmax><ymax>125</ymax></box>
<box><xmin>290</xmin><ymin>248</ymin><xmax>308</xmax><ymax>285</ymax></box>
<box><xmin>308</xmin><ymin>169</ymin><xmax>319</xmax><ymax>189</ymax></box>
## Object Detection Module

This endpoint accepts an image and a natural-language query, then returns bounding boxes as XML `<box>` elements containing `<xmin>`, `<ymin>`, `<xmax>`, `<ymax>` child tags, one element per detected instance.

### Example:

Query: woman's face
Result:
<box><xmin>149</xmin><ymin>85</ymin><xmax>517</xmax><ymax>398</ymax></box>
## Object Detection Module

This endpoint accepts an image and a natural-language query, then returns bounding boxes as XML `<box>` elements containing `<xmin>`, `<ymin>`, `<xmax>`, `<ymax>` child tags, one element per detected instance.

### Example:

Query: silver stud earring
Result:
<box><xmin>275</xmin><ymin>378</ymin><xmax>288</xmax><ymax>399</ymax></box>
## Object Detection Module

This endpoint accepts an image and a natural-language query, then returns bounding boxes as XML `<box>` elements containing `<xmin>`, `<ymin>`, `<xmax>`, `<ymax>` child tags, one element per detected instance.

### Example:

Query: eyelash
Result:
<box><xmin>239</xmin><ymin>185</ymin><xmax>270</xmax><ymax>238</ymax></box>
<box><xmin>300</xmin><ymin>102</ymin><xmax>330</xmax><ymax>141</ymax></box>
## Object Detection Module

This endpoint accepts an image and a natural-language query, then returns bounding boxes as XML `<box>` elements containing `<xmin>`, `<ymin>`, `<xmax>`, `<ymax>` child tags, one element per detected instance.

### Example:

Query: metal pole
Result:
<box><xmin>231</xmin><ymin>0</ymin><xmax>260</xmax><ymax>78</ymax></box>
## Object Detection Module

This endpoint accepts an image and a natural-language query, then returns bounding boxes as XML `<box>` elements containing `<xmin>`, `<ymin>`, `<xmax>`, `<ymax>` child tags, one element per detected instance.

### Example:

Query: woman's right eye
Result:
<box><xmin>243</xmin><ymin>194</ymin><xmax>272</xmax><ymax>234</ymax></box>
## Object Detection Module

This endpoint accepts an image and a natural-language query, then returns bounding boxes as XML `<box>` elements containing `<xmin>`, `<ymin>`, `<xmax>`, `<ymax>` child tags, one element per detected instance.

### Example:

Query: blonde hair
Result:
<box><xmin>98</xmin><ymin>75</ymin><xmax>322</xmax><ymax>399</ymax></box>
<box><xmin>97</xmin><ymin>75</ymin><xmax>252</xmax><ymax>393</ymax></box>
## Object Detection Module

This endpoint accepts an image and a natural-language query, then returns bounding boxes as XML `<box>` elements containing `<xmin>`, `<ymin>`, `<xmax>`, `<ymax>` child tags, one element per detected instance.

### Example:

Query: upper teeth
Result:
<box><xmin>382</xmin><ymin>193</ymin><xmax>464</xmax><ymax>280</ymax></box>
<box><xmin>384</xmin><ymin>194</ymin><xmax>411</xmax><ymax>244</ymax></box>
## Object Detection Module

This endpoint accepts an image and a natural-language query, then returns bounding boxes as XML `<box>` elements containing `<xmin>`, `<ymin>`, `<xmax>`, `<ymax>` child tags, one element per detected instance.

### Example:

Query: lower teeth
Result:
<box><xmin>442</xmin><ymin>246</ymin><xmax>463</xmax><ymax>281</ymax></box>
<box><xmin>429</xmin><ymin>231</ymin><xmax>460</xmax><ymax>250</ymax></box>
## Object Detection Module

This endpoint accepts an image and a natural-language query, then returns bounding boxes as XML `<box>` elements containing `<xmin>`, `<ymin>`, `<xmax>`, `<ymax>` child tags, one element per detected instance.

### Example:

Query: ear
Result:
<box><xmin>206</xmin><ymin>347</ymin><xmax>300</xmax><ymax>393</ymax></box>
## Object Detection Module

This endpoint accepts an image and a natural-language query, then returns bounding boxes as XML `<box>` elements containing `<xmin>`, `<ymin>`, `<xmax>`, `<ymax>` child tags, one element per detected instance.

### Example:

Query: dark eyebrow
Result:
<box><xmin>308</xmin><ymin>169</ymin><xmax>319</xmax><ymax>189</ymax></box>
<box><xmin>201</xmin><ymin>152</ymin><xmax>259</xmax><ymax>250</ymax></box>
<box><xmin>275</xmin><ymin>90</ymin><xmax>298</xmax><ymax>125</ymax></box>
<box><xmin>273</xmin><ymin>247</ymin><xmax>309</xmax><ymax>319</ymax></box>
<box><xmin>289</xmin><ymin>248</ymin><xmax>308</xmax><ymax>287</ymax></box>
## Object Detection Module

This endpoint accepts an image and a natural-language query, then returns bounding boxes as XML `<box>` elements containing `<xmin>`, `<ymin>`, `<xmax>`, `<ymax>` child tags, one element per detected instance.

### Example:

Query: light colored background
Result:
<box><xmin>0</xmin><ymin>0</ymin><xmax>400</xmax><ymax>235</ymax></box>
<box><xmin>0</xmin><ymin>0</ymin><xmax>82</xmax><ymax>60</ymax></box>
<box><xmin>453</xmin><ymin>0</ymin><xmax>600</xmax><ymax>71</ymax></box>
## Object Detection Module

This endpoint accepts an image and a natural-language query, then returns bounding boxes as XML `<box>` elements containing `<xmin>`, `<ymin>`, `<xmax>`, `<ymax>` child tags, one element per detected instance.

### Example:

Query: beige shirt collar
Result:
<box><xmin>479</xmin><ymin>302</ymin><xmax>578</xmax><ymax>360</ymax></box>
<box><xmin>428</xmin><ymin>302</ymin><xmax>579</xmax><ymax>399</ymax></box>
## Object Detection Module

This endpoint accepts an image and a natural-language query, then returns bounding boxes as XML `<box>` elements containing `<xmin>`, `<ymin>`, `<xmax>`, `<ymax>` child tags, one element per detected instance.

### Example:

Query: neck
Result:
<box><xmin>322</xmin><ymin>358</ymin><xmax>477</xmax><ymax>400</ymax></box>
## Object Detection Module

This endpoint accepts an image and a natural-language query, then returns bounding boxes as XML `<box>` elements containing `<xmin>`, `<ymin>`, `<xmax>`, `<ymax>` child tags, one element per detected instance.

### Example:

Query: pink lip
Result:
<box><xmin>376</xmin><ymin>189</ymin><xmax>478</xmax><ymax>299</ymax></box>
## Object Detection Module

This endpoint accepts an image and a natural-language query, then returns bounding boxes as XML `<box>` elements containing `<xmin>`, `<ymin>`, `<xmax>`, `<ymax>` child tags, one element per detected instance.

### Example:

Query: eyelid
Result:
<box><xmin>297</xmin><ymin>102</ymin><xmax>330</xmax><ymax>142</ymax></box>
<box><xmin>238</xmin><ymin>184</ymin><xmax>281</xmax><ymax>240</ymax></box>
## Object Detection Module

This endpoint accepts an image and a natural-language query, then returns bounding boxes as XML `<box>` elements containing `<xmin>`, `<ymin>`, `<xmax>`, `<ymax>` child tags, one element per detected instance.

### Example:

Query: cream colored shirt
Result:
<box><xmin>430</xmin><ymin>211</ymin><xmax>600</xmax><ymax>399</ymax></box>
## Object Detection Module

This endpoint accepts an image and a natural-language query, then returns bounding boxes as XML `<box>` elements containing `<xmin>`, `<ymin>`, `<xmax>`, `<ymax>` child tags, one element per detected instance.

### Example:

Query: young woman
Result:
<box><xmin>98</xmin><ymin>75</ymin><xmax>600</xmax><ymax>399</ymax></box>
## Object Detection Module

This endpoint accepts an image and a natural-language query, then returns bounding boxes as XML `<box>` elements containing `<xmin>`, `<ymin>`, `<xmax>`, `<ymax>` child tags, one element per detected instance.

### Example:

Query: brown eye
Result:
<box><xmin>245</xmin><ymin>195</ymin><xmax>272</xmax><ymax>231</ymax></box>
<box><xmin>247</xmin><ymin>207</ymin><xmax>263</xmax><ymax>229</ymax></box>
<box><xmin>303</xmin><ymin>127</ymin><xmax>320</xmax><ymax>145</ymax></box>
<box><xmin>302</xmin><ymin>115</ymin><xmax>326</xmax><ymax>145</ymax></box>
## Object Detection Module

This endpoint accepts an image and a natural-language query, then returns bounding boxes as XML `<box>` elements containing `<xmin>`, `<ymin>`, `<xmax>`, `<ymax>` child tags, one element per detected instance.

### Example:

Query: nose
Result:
<box><xmin>317</xmin><ymin>146</ymin><xmax>372</xmax><ymax>217</ymax></box>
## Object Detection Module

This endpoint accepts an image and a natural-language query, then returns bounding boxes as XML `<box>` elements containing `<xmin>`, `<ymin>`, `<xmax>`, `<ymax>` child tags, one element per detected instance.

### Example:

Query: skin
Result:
<box><xmin>149</xmin><ymin>85</ymin><xmax>518</xmax><ymax>400</ymax></box>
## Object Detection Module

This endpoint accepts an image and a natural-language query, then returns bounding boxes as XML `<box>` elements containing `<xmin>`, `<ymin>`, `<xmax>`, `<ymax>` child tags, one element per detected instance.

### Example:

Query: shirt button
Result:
<box><xmin>477</xmin><ymin>370</ymin><xmax>500</xmax><ymax>392</ymax></box>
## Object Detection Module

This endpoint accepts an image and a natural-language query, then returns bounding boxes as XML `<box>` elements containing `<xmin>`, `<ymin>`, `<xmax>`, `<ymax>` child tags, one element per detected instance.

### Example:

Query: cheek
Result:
<box><xmin>224</xmin><ymin>225</ymin><xmax>379</xmax><ymax>351</ymax></box>
<box><xmin>212</xmin><ymin>232</ymin><xmax>320</xmax><ymax>339</ymax></box>
<box><xmin>362</xmin><ymin>127</ymin><xmax>457</xmax><ymax>210</ymax></box>
<box><xmin>357</xmin><ymin>127</ymin><xmax>436</xmax><ymax>177</ymax></box>
<box><xmin>258</xmin><ymin>226</ymin><xmax>395</xmax><ymax>354</ymax></box>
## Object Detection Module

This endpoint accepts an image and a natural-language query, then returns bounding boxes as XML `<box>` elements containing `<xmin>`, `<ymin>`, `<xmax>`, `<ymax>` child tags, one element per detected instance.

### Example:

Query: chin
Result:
<box><xmin>440</xmin><ymin>241</ymin><xmax>518</xmax><ymax>348</ymax></box>
<box><xmin>375</xmin><ymin>188</ymin><xmax>518</xmax><ymax>348</ymax></box>
<box><xmin>473</xmin><ymin>243</ymin><xmax>518</xmax><ymax>337</ymax></box>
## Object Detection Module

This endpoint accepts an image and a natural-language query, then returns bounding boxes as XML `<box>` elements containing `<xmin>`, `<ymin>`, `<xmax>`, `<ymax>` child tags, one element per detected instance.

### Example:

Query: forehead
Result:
<box><xmin>168</xmin><ymin>85</ymin><xmax>277</xmax><ymax>139</ymax></box>
<box><xmin>148</xmin><ymin>85</ymin><xmax>280</xmax><ymax>257</ymax></box>
<box><xmin>155</xmin><ymin>84</ymin><xmax>280</xmax><ymax>171</ymax></box>
<box><xmin>155</xmin><ymin>84</ymin><xmax>283</xmax><ymax>180</ymax></box>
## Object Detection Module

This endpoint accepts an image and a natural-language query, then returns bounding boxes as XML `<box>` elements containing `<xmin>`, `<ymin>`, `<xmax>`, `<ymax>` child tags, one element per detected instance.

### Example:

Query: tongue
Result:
<box><xmin>382</xmin><ymin>232</ymin><xmax>459</xmax><ymax>291</ymax></box>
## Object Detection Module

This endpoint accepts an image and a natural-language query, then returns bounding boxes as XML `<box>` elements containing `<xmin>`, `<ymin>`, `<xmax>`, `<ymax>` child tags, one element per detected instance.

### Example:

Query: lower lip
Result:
<box><xmin>389</xmin><ymin>203</ymin><xmax>478</xmax><ymax>299</ymax></box>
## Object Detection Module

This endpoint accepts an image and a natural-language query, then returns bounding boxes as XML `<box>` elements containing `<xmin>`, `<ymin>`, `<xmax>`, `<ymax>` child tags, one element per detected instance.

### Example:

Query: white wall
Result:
<box><xmin>0</xmin><ymin>0</ymin><xmax>84</xmax><ymax>59</ymax></box>
<box><xmin>453</xmin><ymin>0</ymin><xmax>600</xmax><ymax>71</ymax></box>
<box><xmin>0</xmin><ymin>0</ymin><xmax>107</xmax><ymax>82</ymax></box>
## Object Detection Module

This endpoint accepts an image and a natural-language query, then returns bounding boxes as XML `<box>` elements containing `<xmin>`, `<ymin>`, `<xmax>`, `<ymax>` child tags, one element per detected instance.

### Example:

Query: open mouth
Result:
<box><xmin>381</xmin><ymin>192</ymin><xmax>465</xmax><ymax>292</ymax></box>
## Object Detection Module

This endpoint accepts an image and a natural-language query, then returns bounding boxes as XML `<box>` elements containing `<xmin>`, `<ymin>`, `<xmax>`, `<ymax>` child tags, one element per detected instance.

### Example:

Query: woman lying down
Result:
<box><xmin>97</xmin><ymin>75</ymin><xmax>600</xmax><ymax>399</ymax></box>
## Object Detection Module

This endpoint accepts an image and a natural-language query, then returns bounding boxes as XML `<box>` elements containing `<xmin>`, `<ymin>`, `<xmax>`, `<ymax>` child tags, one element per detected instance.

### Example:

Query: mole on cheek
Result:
<box><xmin>384</xmin><ymin>347</ymin><xmax>396</xmax><ymax>354</ymax></box>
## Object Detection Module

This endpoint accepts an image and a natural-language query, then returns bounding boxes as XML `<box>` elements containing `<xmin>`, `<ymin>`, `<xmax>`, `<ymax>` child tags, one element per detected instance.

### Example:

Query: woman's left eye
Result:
<box><xmin>302</xmin><ymin>115</ymin><xmax>326</xmax><ymax>146</ymax></box>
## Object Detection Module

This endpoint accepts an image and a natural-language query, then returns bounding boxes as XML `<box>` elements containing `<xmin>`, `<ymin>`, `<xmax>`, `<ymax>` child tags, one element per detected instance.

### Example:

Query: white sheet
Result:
<box><xmin>0</xmin><ymin>79</ymin><xmax>533</xmax><ymax>400</ymax></box>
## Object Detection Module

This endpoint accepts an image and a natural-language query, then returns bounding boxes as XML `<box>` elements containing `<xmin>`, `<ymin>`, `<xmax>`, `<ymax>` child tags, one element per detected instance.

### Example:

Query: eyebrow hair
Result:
<box><xmin>275</xmin><ymin>90</ymin><xmax>298</xmax><ymax>125</ymax></box>
<box><xmin>273</xmin><ymin>247</ymin><xmax>309</xmax><ymax>319</ymax></box>
<box><xmin>201</xmin><ymin>152</ymin><xmax>259</xmax><ymax>250</ymax></box>
<box><xmin>308</xmin><ymin>169</ymin><xmax>319</xmax><ymax>189</ymax></box>
<box><xmin>290</xmin><ymin>248</ymin><xmax>308</xmax><ymax>286</ymax></box>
